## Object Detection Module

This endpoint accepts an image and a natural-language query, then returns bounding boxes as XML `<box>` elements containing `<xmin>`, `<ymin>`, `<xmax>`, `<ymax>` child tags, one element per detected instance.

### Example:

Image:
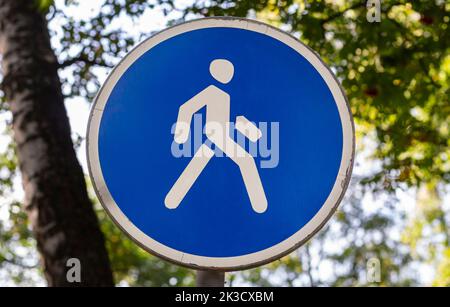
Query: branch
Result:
<box><xmin>58</xmin><ymin>54</ymin><xmax>113</xmax><ymax>69</ymax></box>
<box><xmin>320</xmin><ymin>0</ymin><xmax>408</xmax><ymax>26</ymax></box>
<box><xmin>1</xmin><ymin>257</ymin><xmax>39</xmax><ymax>269</ymax></box>
<box><xmin>320</xmin><ymin>1</ymin><xmax>367</xmax><ymax>25</ymax></box>
<box><xmin>304</xmin><ymin>244</ymin><xmax>316</xmax><ymax>287</ymax></box>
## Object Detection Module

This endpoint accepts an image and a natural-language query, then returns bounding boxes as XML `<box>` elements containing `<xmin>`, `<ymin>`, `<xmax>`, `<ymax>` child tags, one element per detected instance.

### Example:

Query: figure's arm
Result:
<box><xmin>174</xmin><ymin>88</ymin><xmax>209</xmax><ymax>144</ymax></box>
<box><xmin>235</xmin><ymin>115</ymin><xmax>262</xmax><ymax>142</ymax></box>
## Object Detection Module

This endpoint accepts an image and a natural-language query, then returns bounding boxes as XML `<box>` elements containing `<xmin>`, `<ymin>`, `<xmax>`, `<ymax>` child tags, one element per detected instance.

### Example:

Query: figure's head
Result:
<box><xmin>209</xmin><ymin>59</ymin><xmax>234</xmax><ymax>84</ymax></box>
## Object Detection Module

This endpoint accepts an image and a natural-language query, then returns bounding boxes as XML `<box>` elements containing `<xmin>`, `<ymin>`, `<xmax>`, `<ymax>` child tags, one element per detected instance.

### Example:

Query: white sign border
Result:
<box><xmin>87</xmin><ymin>17</ymin><xmax>355</xmax><ymax>271</ymax></box>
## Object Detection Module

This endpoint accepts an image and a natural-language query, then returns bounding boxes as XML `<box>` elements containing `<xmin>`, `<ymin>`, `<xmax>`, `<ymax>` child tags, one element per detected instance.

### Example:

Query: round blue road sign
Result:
<box><xmin>87</xmin><ymin>18</ymin><xmax>354</xmax><ymax>270</ymax></box>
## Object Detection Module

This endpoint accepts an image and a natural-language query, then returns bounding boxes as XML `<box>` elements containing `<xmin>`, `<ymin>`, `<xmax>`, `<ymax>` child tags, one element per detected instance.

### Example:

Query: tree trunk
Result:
<box><xmin>0</xmin><ymin>0</ymin><xmax>114</xmax><ymax>286</ymax></box>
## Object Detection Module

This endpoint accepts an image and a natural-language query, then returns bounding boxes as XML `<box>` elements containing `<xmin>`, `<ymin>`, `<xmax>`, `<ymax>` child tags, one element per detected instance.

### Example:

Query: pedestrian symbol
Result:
<box><xmin>165</xmin><ymin>59</ymin><xmax>268</xmax><ymax>213</ymax></box>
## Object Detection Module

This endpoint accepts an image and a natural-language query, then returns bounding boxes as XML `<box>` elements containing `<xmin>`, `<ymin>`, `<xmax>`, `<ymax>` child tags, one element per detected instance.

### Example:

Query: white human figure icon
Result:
<box><xmin>164</xmin><ymin>59</ymin><xmax>268</xmax><ymax>213</ymax></box>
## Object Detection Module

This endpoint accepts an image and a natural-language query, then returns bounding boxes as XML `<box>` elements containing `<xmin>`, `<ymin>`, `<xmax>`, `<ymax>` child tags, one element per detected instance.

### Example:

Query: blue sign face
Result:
<box><xmin>87</xmin><ymin>18</ymin><xmax>354</xmax><ymax>270</ymax></box>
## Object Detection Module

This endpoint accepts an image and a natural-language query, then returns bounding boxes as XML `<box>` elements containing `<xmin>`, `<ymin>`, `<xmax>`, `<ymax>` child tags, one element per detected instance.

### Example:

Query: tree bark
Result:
<box><xmin>0</xmin><ymin>0</ymin><xmax>114</xmax><ymax>286</ymax></box>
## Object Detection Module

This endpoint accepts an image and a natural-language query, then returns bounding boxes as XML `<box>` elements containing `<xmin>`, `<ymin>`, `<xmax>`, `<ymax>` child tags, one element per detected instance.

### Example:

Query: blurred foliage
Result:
<box><xmin>228</xmin><ymin>178</ymin><xmax>417</xmax><ymax>286</ymax></box>
<box><xmin>0</xmin><ymin>0</ymin><xmax>449</xmax><ymax>286</ymax></box>
<box><xmin>433</xmin><ymin>248</ymin><xmax>450</xmax><ymax>286</ymax></box>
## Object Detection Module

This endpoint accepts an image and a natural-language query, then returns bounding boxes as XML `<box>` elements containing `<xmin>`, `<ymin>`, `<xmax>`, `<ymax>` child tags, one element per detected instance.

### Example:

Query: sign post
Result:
<box><xmin>87</xmin><ymin>17</ymin><xmax>354</xmax><ymax>285</ymax></box>
<box><xmin>196</xmin><ymin>271</ymin><xmax>225</xmax><ymax>287</ymax></box>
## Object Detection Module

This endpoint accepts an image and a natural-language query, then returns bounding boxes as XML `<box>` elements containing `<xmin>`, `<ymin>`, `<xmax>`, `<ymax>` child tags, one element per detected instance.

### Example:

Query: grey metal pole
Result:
<box><xmin>196</xmin><ymin>270</ymin><xmax>225</xmax><ymax>287</ymax></box>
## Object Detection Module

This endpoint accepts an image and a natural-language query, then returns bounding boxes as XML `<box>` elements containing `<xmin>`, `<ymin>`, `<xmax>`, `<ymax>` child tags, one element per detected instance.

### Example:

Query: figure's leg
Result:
<box><xmin>216</xmin><ymin>137</ymin><xmax>268</xmax><ymax>213</ymax></box>
<box><xmin>237</xmin><ymin>154</ymin><xmax>268</xmax><ymax>213</ymax></box>
<box><xmin>165</xmin><ymin>144</ymin><xmax>214</xmax><ymax>209</ymax></box>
